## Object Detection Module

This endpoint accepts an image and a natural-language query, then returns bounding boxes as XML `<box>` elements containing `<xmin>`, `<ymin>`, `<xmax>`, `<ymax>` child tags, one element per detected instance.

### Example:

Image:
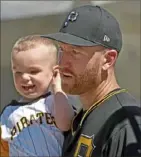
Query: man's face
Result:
<box><xmin>59</xmin><ymin>43</ymin><xmax>105</xmax><ymax>95</ymax></box>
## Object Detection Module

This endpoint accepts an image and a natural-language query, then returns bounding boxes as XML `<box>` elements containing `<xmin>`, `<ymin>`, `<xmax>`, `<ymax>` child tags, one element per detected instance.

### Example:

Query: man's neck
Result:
<box><xmin>79</xmin><ymin>75</ymin><xmax>120</xmax><ymax>110</ymax></box>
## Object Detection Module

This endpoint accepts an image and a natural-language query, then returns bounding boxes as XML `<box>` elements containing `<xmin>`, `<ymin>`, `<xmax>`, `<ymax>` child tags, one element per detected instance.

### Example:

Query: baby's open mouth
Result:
<box><xmin>22</xmin><ymin>85</ymin><xmax>35</xmax><ymax>91</ymax></box>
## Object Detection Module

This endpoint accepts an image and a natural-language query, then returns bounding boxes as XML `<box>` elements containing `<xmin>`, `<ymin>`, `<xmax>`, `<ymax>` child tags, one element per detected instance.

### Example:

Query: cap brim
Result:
<box><xmin>41</xmin><ymin>32</ymin><xmax>98</xmax><ymax>46</ymax></box>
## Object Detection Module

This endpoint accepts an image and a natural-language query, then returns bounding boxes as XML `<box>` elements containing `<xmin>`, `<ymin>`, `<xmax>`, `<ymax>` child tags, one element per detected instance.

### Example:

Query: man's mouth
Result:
<box><xmin>62</xmin><ymin>72</ymin><xmax>73</xmax><ymax>78</ymax></box>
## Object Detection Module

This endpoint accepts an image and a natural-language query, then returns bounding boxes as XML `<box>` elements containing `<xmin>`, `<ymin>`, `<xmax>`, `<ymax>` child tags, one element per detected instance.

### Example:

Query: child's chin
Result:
<box><xmin>23</xmin><ymin>93</ymin><xmax>40</xmax><ymax>100</ymax></box>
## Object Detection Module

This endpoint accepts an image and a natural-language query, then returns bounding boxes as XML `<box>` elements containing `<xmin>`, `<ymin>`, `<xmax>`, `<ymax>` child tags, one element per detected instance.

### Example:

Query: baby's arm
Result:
<box><xmin>52</xmin><ymin>68</ymin><xmax>75</xmax><ymax>131</ymax></box>
<box><xmin>54</xmin><ymin>91</ymin><xmax>74</xmax><ymax>131</ymax></box>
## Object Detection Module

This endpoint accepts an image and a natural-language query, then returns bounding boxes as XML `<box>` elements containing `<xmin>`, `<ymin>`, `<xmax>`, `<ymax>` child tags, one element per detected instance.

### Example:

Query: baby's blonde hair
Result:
<box><xmin>11</xmin><ymin>35</ymin><xmax>59</xmax><ymax>65</ymax></box>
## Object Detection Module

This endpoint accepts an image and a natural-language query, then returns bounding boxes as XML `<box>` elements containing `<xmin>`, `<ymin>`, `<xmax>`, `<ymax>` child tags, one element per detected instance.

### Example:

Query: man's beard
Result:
<box><xmin>62</xmin><ymin>66</ymin><xmax>100</xmax><ymax>95</ymax></box>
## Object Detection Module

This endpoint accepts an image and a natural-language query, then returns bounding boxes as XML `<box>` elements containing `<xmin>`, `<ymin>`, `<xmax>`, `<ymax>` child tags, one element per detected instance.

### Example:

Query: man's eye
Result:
<box><xmin>72</xmin><ymin>49</ymin><xmax>80</xmax><ymax>55</ymax></box>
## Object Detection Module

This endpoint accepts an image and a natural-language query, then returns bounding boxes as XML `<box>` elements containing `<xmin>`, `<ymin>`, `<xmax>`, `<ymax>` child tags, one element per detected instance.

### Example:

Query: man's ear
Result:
<box><xmin>102</xmin><ymin>49</ymin><xmax>118</xmax><ymax>70</ymax></box>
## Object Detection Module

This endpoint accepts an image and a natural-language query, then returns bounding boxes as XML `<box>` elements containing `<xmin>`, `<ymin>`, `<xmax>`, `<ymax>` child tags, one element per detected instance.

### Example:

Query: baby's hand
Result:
<box><xmin>52</xmin><ymin>66</ymin><xmax>62</xmax><ymax>94</ymax></box>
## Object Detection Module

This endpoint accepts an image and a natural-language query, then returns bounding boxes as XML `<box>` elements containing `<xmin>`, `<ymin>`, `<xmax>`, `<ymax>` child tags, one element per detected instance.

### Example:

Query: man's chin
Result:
<box><xmin>62</xmin><ymin>84</ymin><xmax>77</xmax><ymax>95</ymax></box>
<box><xmin>62</xmin><ymin>84</ymin><xmax>72</xmax><ymax>94</ymax></box>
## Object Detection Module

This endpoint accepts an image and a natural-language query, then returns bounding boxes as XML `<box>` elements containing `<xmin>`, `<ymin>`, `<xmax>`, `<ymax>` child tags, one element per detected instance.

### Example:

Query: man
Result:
<box><xmin>42</xmin><ymin>5</ymin><xmax>141</xmax><ymax>157</ymax></box>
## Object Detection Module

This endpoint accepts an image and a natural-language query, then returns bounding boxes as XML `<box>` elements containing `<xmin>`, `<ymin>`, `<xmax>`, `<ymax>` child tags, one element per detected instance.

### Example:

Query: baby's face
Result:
<box><xmin>11</xmin><ymin>45</ymin><xmax>55</xmax><ymax>100</ymax></box>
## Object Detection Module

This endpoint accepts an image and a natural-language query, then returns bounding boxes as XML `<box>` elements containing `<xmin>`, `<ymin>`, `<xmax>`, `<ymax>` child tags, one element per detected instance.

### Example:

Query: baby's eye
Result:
<box><xmin>30</xmin><ymin>70</ymin><xmax>39</xmax><ymax>75</ymax></box>
<box><xmin>15</xmin><ymin>71</ymin><xmax>22</xmax><ymax>75</ymax></box>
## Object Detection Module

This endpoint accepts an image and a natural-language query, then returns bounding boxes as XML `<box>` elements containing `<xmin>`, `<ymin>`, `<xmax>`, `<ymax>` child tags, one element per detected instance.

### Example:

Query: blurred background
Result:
<box><xmin>1</xmin><ymin>1</ymin><xmax>140</xmax><ymax>111</ymax></box>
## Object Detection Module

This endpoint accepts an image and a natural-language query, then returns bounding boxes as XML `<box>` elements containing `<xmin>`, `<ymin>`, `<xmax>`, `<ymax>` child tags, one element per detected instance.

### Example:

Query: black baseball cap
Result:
<box><xmin>42</xmin><ymin>5</ymin><xmax>122</xmax><ymax>52</ymax></box>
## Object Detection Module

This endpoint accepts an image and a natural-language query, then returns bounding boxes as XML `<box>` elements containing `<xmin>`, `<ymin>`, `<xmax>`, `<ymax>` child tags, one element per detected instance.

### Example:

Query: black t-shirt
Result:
<box><xmin>62</xmin><ymin>89</ymin><xmax>141</xmax><ymax>157</ymax></box>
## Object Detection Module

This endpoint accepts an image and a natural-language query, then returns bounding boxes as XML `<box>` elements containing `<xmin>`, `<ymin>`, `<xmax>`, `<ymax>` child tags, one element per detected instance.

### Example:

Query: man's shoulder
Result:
<box><xmin>115</xmin><ymin>91</ymin><xmax>140</xmax><ymax>108</ymax></box>
<box><xmin>81</xmin><ymin>91</ymin><xmax>141</xmax><ymax>136</ymax></box>
<box><xmin>110</xmin><ymin>92</ymin><xmax>141</xmax><ymax>125</ymax></box>
<box><xmin>89</xmin><ymin>91</ymin><xmax>140</xmax><ymax>121</ymax></box>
